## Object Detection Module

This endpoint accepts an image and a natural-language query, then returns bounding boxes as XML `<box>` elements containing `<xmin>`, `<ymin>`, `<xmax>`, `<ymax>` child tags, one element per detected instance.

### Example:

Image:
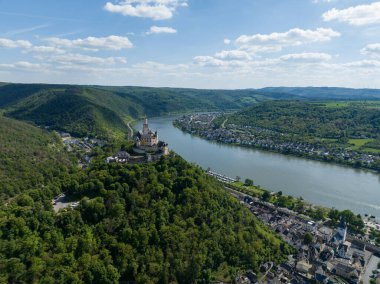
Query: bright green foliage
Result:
<box><xmin>328</xmin><ymin>209</ymin><xmax>364</xmax><ymax>233</ymax></box>
<box><xmin>0</xmin><ymin>152</ymin><xmax>291</xmax><ymax>283</ymax></box>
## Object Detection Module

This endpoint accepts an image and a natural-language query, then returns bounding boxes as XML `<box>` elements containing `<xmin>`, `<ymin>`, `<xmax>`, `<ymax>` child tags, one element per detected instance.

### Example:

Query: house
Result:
<box><xmin>336</xmin><ymin>241</ymin><xmax>352</xmax><ymax>259</ymax></box>
<box><xmin>332</xmin><ymin>263</ymin><xmax>359</xmax><ymax>283</ymax></box>
<box><xmin>117</xmin><ymin>151</ymin><xmax>130</xmax><ymax>160</ymax></box>
<box><xmin>296</xmin><ymin>260</ymin><xmax>312</xmax><ymax>274</ymax></box>
<box><xmin>315</xmin><ymin>266</ymin><xmax>330</xmax><ymax>283</ymax></box>
<box><xmin>317</xmin><ymin>226</ymin><xmax>333</xmax><ymax>242</ymax></box>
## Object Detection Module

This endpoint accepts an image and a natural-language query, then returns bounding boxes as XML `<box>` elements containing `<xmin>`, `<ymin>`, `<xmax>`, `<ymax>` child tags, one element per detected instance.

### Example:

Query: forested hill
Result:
<box><xmin>0</xmin><ymin>115</ymin><xmax>75</xmax><ymax>199</ymax></box>
<box><xmin>258</xmin><ymin>87</ymin><xmax>380</xmax><ymax>100</ymax></box>
<box><xmin>0</xmin><ymin>150</ymin><xmax>292</xmax><ymax>282</ymax></box>
<box><xmin>220</xmin><ymin>101</ymin><xmax>380</xmax><ymax>138</ymax></box>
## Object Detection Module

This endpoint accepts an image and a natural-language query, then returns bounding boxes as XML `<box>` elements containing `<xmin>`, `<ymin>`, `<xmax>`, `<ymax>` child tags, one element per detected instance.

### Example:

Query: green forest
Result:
<box><xmin>0</xmin><ymin>116</ymin><xmax>291</xmax><ymax>283</ymax></box>
<box><xmin>219</xmin><ymin>101</ymin><xmax>380</xmax><ymax>139</ymax></box>
<box><xmin>0</xmin><ymin>116</ymin><xmax>75</xmax><ymax>200</ymax></box>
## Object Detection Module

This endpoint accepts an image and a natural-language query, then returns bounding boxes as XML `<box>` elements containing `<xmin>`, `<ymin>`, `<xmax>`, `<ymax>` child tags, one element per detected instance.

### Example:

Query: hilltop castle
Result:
<box><xmin>135</xmin><ymin>117</ymin><xmax>169</xmax><ymax>156</ymax></box>
<box><xmin>136</xmin><ymin>117</ymin><xmax>158</xmax><ymax>147</ymax></box>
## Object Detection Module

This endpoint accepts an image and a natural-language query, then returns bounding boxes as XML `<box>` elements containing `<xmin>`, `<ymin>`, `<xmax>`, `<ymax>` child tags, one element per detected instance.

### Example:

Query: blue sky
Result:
<box><xmin>1</xmin><ymin>0</ymin><xmax>380</xmax><ymax>88</ymax></box>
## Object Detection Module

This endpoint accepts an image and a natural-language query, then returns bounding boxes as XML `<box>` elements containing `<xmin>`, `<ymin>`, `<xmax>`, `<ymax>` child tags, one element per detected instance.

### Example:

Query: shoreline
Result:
<box><xmin>173</xmin><ymin>122</ymin><xmax>380</xmax><ymax>175</ymax></box>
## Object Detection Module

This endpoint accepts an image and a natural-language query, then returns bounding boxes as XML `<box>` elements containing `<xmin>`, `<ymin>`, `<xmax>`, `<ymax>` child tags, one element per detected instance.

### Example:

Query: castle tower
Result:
<box><xmin>143</xmin><ymin>117</ymin><xmax>149</xmax><ymax>135</ymax></box>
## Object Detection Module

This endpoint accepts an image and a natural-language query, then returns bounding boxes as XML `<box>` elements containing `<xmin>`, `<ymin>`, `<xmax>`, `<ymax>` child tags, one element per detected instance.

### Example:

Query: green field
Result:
<box><xmin>320</xmin><ymin>101</ymin><xmax>380</xmax><ymax>109</ymax></box>
<box><xmin>363</xmin><ymin>148</ymin><xmax>380</xmax><ymax>153</ymax></box>
<box><xmin>347</xmin><ymin>138</ymin><xmax>374</xmax><ymax>149</ymax></box>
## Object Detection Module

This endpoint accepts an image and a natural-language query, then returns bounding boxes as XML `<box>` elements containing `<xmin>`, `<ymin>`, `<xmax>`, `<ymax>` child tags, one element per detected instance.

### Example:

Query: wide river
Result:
<box><xmin>136</xmin><ymin>116</ymin><xmax>380</xmax><ymax>218</ymax></box>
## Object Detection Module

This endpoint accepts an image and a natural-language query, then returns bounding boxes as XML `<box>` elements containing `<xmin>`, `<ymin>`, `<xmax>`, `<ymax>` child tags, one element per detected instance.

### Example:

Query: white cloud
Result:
<box><xmin>0</xmin><ymin>38</ymin><xmax>32</xmax><ymax>49</ymax></box>
<box><xmin>132</xmin><ymin>61</ymin><xmax>188</xmax><ymax>72</ymax></box>
<box><xmin>323</xmin><ymin>2</ymin><xmax>380</xmax><ymax>26</ymax></box>
<box><xmin>147</xmin><ymin>26</ymin><xmax>177</xmax><ymax>34</ymax></box>
<box><xmin>46</xmin><ymin>35</ymin><xmax>133</xmax><ymax>51</ymax></box>
<box><xmin>224</xmin><ymin>38</ymin><xmax>231</xmax><ymax>45</ymax></box>
<box><xmin>214</xmin><ymin>50</ymin><xmax>252</xmax><ymax>61</ymax></box>
<box><xmin>361</xmin><ymin>43</ymin><xmax>380</xmax><ymax>57</ymax></box>
<box><xmin>0</xmin><ymin>61</ymin><xmax>43</xmax><ymax>70</ymax></box>
<box><xmin>193</xmin><ymin>56</ymin><xmax>225</xmax><ymax>67</ymax></box>
<box><xmin>104</xmin><ymin>0</ymin><xmax>188</xmax><ymax>20</ymax></box>
<box><xmin>280</xmin><ymin>52</ymin><xmax>332</xmax><ymax>62</ymax></box>
<box><xmin>194</xmin><ymin>52</ymin><xmax>333</xmax><ymax>69</ymax></box>
<box><xmin>313</xmin><ymin>0</ymin><xmax>336</xmax><ymax>3</ymax></box>
<box><xmin>26</xmin><ymin>46</ymin><xmax>66</xmax><ymax>54</ymax></box>
<box><xmin>39</xmin><ymin>53</ymin><xmax>127</xmax><ymax>66</ymax></box>
<box><xmin>344</xmin><ymin>60</ymin><xmax>380</xmax><ymax>68</ymax></box>
<box><xmin>235</xmin><ymin>28</ymin><xmax>340</xmax><ymax>54</ymax></box>
<box><xmin>193</xmin><ymin>55</ymin><xmax>249</xmax><ymax>68</ymax></box>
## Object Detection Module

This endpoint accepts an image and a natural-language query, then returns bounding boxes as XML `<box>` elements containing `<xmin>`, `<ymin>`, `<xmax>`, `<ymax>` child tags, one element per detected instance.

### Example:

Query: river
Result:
<box><xmin>136</xmin><ymin>116</ymin><xmax>380</xmax><ymax>218</ymax></box>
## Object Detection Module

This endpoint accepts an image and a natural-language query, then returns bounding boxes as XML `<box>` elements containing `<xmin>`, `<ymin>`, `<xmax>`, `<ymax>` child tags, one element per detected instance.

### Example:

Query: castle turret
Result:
<box><xmin>143</xmin><ymin>117</ymin><xmax>149</xmax><ymax>135</ymax></box>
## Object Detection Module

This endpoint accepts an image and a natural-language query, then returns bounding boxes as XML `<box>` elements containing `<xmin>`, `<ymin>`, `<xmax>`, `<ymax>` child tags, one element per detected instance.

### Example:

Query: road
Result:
<box><xmin>362</xmin><ymin>254</ymin><xmax>380</xmax><ymax>283</ymax></box>
<box><xmin>126</xmin><ymin>121</ymin><xmax>134</xmax><ymax>138</ymax></box>
<box><xmin>259</xmin><ymin>262</ymin><xmax>273</xmax><ymax>283</ymax></box>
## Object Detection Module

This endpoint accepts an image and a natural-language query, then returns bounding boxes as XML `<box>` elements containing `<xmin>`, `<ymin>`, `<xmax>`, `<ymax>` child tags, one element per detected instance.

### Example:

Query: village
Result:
<box><xmin>174</xmin><ymin>113</ymin><xmax>380</xmax><ymax>170</ymax></box>
<box><xmin>214</xmin><ymin>179</ymin><xmax>380</xmax><ymax>284</ymax></box>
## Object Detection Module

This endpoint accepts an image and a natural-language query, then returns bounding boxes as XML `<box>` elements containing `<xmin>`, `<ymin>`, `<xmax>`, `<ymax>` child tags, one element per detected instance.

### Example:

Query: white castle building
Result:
<box><xmin>135</xmin><ymin>117</ymin><xmax>169</xmax><ymax>155</ymax></box>
<box><xmin>136</xmin><ymin>117</ymin><xmax>158</xmax><ymax>147</ymax></box>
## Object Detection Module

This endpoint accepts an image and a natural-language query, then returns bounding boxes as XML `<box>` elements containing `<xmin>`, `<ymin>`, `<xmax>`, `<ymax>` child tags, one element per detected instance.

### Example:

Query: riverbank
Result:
<box><xmin>223</xmin><ymin>183</ymin><xmax>380</xmax><ymax>283</ymax></box>
<box><xmin>208</xmin><ymin>170</ymin><xmax>380</xmax><ymax>247</ymax></box>
<box><xmin>173</xmin><ymin>113</ymin><xmax>380</xmax><ymax>174</ymax></box>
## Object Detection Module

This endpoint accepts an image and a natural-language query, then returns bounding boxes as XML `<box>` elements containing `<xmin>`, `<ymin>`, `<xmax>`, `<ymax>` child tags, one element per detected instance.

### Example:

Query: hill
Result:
<box><xmin>258</xmin><ymin>87</ymin><xmax>380</xmax><ymax>100</ymax></box>
<box><xmin>0</xmin><ymin>115</ymin><xmax>74</xmax><ymax>199</ymax></box>
<box><xmin>6</xmin><ymin>88</ymin><xmax>130</xmax><ymax>139</ymax></box>
<box><xmin>0</xmin><ymin>153</ymin><xmax>292</xmax><ymax>283</ymax></box>
<box><xmin>221</xmin><ymin>101</ymin><xmax>380</xmax><ymax>138</ymax></box>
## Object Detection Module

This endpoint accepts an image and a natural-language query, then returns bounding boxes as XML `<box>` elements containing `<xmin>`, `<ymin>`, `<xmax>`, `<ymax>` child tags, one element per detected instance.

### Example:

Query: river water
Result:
<box><xmin>136</xmin><ymin>116</ymin><xmax>380</xmax><ymax>218</ymax></box>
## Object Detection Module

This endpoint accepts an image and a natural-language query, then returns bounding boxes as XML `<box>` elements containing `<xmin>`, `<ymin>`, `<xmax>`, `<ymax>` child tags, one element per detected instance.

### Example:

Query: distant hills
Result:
<box><xmin>258</xmin><ymin>87</ymin><xmax>380</xmax><ymax>100</ymax></box>
<box><xmin>1</xmin><ymin>83</ymin><xmax>379</xmax><ymax>138</ymax></box>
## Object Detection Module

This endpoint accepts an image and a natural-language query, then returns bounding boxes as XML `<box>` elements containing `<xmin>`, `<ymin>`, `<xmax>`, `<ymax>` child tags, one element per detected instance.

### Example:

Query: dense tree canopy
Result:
<box><xmin>0</xmin><ymin>120</ymin><xmax>291</xmax><ymax>283</ymax></box>
<box><xmin>219</xmin><ymin>101</ymin><xmax>380</xmax><ymax>139</ymax></box>
<box><xmin>0</xmin><ymin>116</ymin><xmax>75</xmax><ymax>200</ymax></box>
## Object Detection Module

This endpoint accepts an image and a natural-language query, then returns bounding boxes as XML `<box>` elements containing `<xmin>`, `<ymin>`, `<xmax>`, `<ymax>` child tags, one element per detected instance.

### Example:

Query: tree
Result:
<box><xmin>262</xmin><ymin>191</ymin><xmax>271</xmax><ymax>202</ymax></box>
<box><xmin>303</xmin><ymin>233</ymin><xmax>313</xmax><ymax>245</ymax></box>
<box><xmin>244</xmin><ymin>179</ymin><xmax>254</xmax><ymax>186</ymax></box>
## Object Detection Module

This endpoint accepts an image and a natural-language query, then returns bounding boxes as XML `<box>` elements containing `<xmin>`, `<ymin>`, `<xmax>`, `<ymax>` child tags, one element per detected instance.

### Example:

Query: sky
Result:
<box><xmin>1</xmin><ymin>0</ymin><xmax>380</xmax><ymax>89</ymax></box>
